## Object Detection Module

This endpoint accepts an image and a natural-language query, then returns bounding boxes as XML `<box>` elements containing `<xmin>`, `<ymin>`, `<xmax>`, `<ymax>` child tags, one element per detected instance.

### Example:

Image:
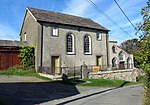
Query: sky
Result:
<box><xmin>0</xmin><ymin>0</ymin><xmax>148</xmax><ymax>45</ymax></box>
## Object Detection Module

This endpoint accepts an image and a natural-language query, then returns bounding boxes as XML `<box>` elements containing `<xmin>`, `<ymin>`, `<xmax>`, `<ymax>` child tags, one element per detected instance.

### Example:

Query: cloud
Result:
<box><xmin>62</xmin><ymin>0</ymin><xmax>89</xmax><ymax>16</ymax></box>
<box><xmin>122</xmin><ymin>18</ymin><xmax>142</xmax><ymax>28</ymax></box>
<box><xmin>62</xmin><ymin>0</ymin><xmax>98</xmax><ymax>17</ymax></box>
<box><xmin>0</xmin><ymin>24</ymin><xmax>19</xmax><ymax>40</ymax></box>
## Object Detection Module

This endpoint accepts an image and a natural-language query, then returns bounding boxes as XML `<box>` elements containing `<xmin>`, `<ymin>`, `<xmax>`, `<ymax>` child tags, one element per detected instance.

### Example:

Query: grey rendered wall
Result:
<box><xmin>21</xmin><ymin>10</ymin><xmax>41</xmax><ymax>71</ymax></box>
<box><xmin>42</xmin><ymin>23</ymin><xmax>108</xmax><ymax>69</ymax></box>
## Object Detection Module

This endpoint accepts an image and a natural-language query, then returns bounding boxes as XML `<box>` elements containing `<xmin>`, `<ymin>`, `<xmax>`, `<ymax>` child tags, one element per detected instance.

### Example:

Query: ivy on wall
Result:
<box><xmin>19</xmin><ymin>46</ymin><xmax>35</xmax><ymax>68</ymax></box>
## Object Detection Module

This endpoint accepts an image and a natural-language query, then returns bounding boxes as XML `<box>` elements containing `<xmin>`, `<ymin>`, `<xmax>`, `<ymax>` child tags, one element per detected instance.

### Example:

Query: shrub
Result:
<box><xmin>19</xmin><ymin>46</ymin><xmax>35</xmax><ymax>68</ymax></box>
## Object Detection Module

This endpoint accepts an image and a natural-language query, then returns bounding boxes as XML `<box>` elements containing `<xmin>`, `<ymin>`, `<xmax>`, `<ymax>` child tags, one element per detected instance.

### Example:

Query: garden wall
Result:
<box><xmin>89</xmin><ymin>69</ymin><xmax>144</xmax><ymax>82</ymax></box>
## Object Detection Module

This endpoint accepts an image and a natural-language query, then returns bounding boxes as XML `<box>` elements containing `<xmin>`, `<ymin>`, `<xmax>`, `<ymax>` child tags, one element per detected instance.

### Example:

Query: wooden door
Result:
<box><xmin>1</xmin><ymin>53</ymin><xmax>11</xmax><ymax>70</ymax></box>
<box><xmin>97</xmin><ymin>56</ymin><xmax>102</xmax><ymax>66</ymax></box>
<box><xmin>0</xmin><ymin>52</ymin><xmax>21</xmax><ymax>70</ymax></box>
<box><xmin>119</xmin><ymin>62</ymin><xmax>125</xmax><ymax>69</ymax></box>
<box><xmin>97</xmin><ymin>56</ymin><xmax>102</xmax><ymax>70</ymax></box>
<box><xmin>52</xmin><ymin>56</ymin><xmax>60</xmax><ymax>74</ymax></box>
<box><xmin>12</xmin><ymin>53</ymin><xmax>21</xmax><ymax>66</ymax></box>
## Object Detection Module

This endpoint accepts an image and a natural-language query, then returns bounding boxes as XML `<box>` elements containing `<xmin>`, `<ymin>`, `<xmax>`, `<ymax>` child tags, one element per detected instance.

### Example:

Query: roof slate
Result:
<box><xmin>28</xmin><ymin>7</ymin><xmax>109</xmax><ymax>31</ymax></box>
<box><xmin>0</xmin><ymin>40</ymin><xmax>29</xmax><ymax>47</ymax></box>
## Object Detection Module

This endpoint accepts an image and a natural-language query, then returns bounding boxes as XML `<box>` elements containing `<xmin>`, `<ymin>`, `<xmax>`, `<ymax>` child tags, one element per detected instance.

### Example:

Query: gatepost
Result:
<box><xmin>81</xmin><ymin>62</ymin><xmax>88</xmax><ymax>79</ymax></box>
<box><xmin>61</xmin><ymin>62</ymin><xmax>68</xmax><ymax>81</ymax></box>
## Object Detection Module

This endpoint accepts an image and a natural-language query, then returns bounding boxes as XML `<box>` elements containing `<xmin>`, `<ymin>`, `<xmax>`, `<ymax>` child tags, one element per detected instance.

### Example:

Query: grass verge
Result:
<box><xmin>77</xmin><ymin>78</ymin><xmax>142</xmax><ymax>87</ymax></box>
<box><xmin>0</xmin><ymin>66</ymin><xmax>52</xmax><ymax>81</ymax></box>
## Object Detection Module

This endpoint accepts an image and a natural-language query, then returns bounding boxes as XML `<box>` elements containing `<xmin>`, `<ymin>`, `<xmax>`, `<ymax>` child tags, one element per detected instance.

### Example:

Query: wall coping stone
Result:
<box><xmin>89</xmin><ymin>69</ymin><xmax>134</xmax><ymax>75</ymax></box>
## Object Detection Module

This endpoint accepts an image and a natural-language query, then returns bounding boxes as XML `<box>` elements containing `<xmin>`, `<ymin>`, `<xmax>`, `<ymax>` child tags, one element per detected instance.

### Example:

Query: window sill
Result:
<box><xmin>84</xmin><ymin>53</ymin><xmax>92</xmax><ymax>55</ymax></box>
<box><xmin>67</xmin><ymin>52</ymin><xmax>75</xmax><ymax>55</ymax></box>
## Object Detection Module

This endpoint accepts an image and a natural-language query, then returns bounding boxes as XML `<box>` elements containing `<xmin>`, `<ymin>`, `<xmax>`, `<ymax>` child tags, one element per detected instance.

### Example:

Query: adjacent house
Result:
<box><xmin>109</xmin><ymin>41</ymin><xmax>134</xmax><ymax>70</ymax></box>
<box><xmin>20</xmin><ymin>7</ymin><xmax>134</xmax><ymax>74</ymax></box>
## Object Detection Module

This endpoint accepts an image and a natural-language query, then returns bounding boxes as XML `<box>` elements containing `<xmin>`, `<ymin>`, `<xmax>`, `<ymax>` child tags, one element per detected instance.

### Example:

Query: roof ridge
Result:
<box><xmin>27</xmin><ymin>7</ymin><xmax>91</xmax><ymax>20</ymax></box>
<box><xmin>27</xmin><ymin>7</ymin><xmax>109</xmax><ymax>31</ymax></box>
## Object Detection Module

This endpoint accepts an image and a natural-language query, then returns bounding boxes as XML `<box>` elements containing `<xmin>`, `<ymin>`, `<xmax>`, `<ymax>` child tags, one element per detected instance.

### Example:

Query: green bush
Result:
<box><xmin>136</xmin><ymin>75</ymin><xmax>145</xmax><ymax>83</ymax></box>
<box><xmin>142</xmin><ymin>73</ymin><xmax>150</xmax><ymax>105</ymax></box>
<box><xmin>19</xmin><ymin>46</ymin><xmax>35</xmax><ymax>68</ymax></box>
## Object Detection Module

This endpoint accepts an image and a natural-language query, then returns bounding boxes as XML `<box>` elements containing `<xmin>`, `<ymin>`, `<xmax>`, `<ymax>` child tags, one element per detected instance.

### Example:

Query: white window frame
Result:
<box><xmin>127</xmin><ymin>57</ymin><xmax>132</xmax><ymax>69</ymax></box>
<box><xmin>97</xmin><ymin>32</ymin><xmax>102</xmax><ymax>40</ymax></box>
<box><xmin>119</xmin><ymin>51</ymin><xmax>125</xmax><ymax>61</ymax></box>
<box><xmin>112</xmin><ymin>58</ymin><xmax>118</xmax><ymax>67</ymax></box>
<box><xmin>84</xmin><ymin>35</ymin><xmax>92</xmax><ymax>54</ymax></box>
<box><xmin>67</xmin><ymin>34</ymin><xmax>75</xmax><ymax>54</ymax></box>
<box><xmin>52</xmin><ymin>27</ymin><xmax>58</xmax><ymax>36</ymax></box>
<box><xmin>24</xmin><ymin>33</ymin><xmax>27</xmax><ymax>41</ymax></box>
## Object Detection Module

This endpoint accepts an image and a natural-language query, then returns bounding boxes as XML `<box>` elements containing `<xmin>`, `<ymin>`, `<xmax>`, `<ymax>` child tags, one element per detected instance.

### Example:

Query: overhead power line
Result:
<box><xmin>113</xmin><ymin>0</ymin><xmax>142</xmax><ymax>36</ymax></box>
<box><xmin>87</xmin><ymin>0</ymin><xmax>134</xmax><ymax>38</ymax></box>
<box><xmin>113</xmin><ymin>0</ymin><xmax>135</xmax><ymax>29</ymax></box>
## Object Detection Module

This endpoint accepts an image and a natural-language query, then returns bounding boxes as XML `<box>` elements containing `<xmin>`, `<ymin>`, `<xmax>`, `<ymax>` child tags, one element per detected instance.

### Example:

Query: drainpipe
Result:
<box><xmin>106</xmin><ymin>33</ymin><xmax>110</xmax><ymax>68</ymax></box>
<box><xmin>40</xmin><ymin>23</ymin><xmax>43</xmax><ymax>68</ymax></box>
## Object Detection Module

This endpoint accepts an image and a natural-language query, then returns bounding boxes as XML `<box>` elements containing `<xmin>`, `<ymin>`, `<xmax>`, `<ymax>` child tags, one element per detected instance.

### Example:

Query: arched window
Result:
<box><xmin>112</xmin><ymin>57</ymin><xmax>117</xmax><ymax>67</ymax></box>
<box><xmin>127</xmin><ymin>57</ymin><xmax>132</xmax><ymax>69</ymax></box>
<box><xmin>66</xmin><ymin>33</ymin><xmax>74</xmax><ymax>54</ymax></box>
<box><xmin>119</xmin><ymin>51</ymin><xmax>125</xmax><ymax>61</ymax></box>
<box><xmin>112</xmin><ymin>45</ymin><xmax>116</xmax><ymax>53</ymax></box>
<box><xmin>84</xmin><ymin>35</ymin><xmax>91</xmax><ymax>54</ymax></box>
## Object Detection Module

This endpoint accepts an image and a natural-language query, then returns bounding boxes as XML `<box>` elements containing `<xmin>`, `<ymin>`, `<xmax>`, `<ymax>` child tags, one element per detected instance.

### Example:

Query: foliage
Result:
<box><xmin>136</xmin><ymin>1</ymin><xmax>150</xmax><ymax>105</ymax></box>
<box><xmin>136</xmin><ymin>75</ymin><xmax>145</xmax><ymax>83</ymax></box>
<box><xmin>136</xmin><ymin>1</ymin><xmax>150</xmax><ymax>37</ymax></box>
<box><xmin>19</xmin><ymin>46</ymin><xmax>35</xmax><ymax>68</ymax></box>
<box><xmin>4</xmin><ymin>65</ymin><xmax>36</xmax><ymax>76</ymax></box>
<box><xmin>119</xmin><ymin>38</ymin><xmax>139</xmax><ymax>54</ymax></box>
<box><xmin>20</xmin><ymin>34</ymin><xmax>22</xmax><ymax>41</ymax></box>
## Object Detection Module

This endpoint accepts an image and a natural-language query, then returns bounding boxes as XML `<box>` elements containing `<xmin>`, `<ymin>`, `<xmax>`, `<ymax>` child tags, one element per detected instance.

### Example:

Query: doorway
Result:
<box><xmin>119</xmin><ymin>61</ymin><xmax>125</xmax><ymax>69</ymax></box>
<box><xmin>52</xmin><ymin>56</ymin><xmax>60</xmax><ymax>74</ymax></box>
<box><xmin>97</xmin><ymin>56</ymin><xmax>102</xmax><ymax>67</ymax></box>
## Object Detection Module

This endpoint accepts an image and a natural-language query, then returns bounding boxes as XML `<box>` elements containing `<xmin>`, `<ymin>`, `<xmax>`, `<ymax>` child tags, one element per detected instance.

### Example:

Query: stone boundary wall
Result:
<box><xmin>89</xmin><ymin>69</ymin><xmax>145</xmax><ymax>82</ymax></box>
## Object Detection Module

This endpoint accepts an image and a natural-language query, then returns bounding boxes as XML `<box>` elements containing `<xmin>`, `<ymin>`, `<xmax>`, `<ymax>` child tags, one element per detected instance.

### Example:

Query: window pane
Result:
<box><xmin>84</xmin><ymin>36</ymin><xmax>90</xmax><ymax>53</ymax></box>
<box><xmin>97</xmin><ymin>33</ymin><xmax>101</xmax><ymax>40</ymax></box>
<box><xmin>112</xmin><ymin>46</ymin><xmax>116</xmax><ymax>53</ymax></box>
<box><xmin>67</xmin><ymin>34</ymin><xmax>73</xmax><ymax>53</ymax></box>
<box><xmin>52</xmin><ymin>27</ymin><xmax>58</xmax><ymax>36</ymax></box>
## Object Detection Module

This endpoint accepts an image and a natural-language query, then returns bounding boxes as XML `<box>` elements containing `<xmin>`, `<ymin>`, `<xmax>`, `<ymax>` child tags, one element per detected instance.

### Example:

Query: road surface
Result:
<box><xmin>43</xmin><ymin>84</ymin><xmax>143</xmax><ymax>105</ymax></box>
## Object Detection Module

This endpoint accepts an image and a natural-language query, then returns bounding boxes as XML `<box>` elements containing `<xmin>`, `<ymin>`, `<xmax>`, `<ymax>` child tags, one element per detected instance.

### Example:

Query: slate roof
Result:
<box><xmin>0</xmin><ymin>40</ymin><xmax>29</xmax><ymax>47</ymax></box>
<box><xmin>28</xmin><ymin>7</ymin><xmax>109</xmax><ymax>31</ymax></box>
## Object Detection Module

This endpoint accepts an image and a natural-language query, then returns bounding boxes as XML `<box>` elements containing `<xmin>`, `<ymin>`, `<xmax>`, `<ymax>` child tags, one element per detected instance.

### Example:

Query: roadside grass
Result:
<box><xmin>0</xmin><ymin>66</ymin><xmax>51</xmax><ymax>81</ymax></box>
<box><xmin>77</xmin><ymin>78</ymin><xmax>127</xmax><ymax>87</ymax></box>
<box><xmin>77</xmin><ymin>78</ymin><xmax>143</xmax><ymax>88</ymax></box>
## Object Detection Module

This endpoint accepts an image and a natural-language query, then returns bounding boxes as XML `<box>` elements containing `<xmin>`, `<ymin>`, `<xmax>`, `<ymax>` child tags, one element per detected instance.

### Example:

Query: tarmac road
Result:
<box><xmin>43</xmin><ymin>84</ymin><xmax>143</xmax><ymax>105</ymax></box>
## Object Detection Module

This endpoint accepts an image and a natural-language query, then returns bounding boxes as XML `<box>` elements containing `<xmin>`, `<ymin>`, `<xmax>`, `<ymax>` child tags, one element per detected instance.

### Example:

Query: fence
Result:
<box><xmin>39</xmin><ymin>65</ymin><xmax>102</xmax><ymax>79</ymax></box>
<box><xmin>38</xmin><ymin>63</ymin><xmax>134</xmax><ymax>79</ymax></box>
<box><xmin>66</xmin><ymin>66</ymin><xmax>82</xmax><ymax>79</ymax></box>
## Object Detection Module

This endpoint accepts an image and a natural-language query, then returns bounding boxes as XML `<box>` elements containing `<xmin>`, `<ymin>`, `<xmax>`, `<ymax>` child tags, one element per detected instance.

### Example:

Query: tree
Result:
<box><xmin>136</xmin><ymin>1</ymin><xmax>150</xmax><ymax>105</ymax></box>
<box><xmin>119</xmin><ymin>38</ymin><xmax>139</xmax><ymax>54</ymax></box>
